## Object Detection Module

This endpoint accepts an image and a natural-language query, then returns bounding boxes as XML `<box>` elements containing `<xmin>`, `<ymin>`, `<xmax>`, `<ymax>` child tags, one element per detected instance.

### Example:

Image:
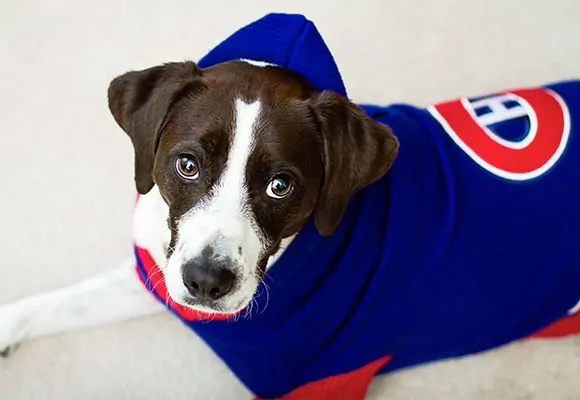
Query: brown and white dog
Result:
<box><xmin>0</xmin><ymin>59</ymin><xmax>396</xmax><ymax>349</ymax></box>
<box><xmin>0</xmin><ymin>59</ymin><xmax>577</xmax><ymax>398</ymax></box>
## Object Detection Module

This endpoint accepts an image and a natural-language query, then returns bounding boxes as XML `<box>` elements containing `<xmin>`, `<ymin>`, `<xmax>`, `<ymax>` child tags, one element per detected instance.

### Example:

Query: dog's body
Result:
<box><xmin>132</xmin><ymin>83</ymin><xmax>580</xmax><ymax>400</ymax></box>
<box><xmin>2</xmin><ymin>13</ymin><xmax>580</xmax><ymax>400</ymax></box>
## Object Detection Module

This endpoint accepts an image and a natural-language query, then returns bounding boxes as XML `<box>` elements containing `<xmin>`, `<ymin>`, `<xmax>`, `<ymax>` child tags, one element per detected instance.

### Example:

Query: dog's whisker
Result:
<box><xmin>147</xmin><ymin>269</ymin><xmax>163</xmax><ymax>288</ymax></box>
<box><xmin>248</xmin><ymin>300</ymin><xmax>254</xmax><ymax>319</ymax></box>
<box><xmin>199</xmin><ymin>312</ymin><xmax>216</xmax><ymax>324</ymax></box>
<box><xmin>164</xmin><ymin>289</ymin><xmax>174</xmax><ymax>309</ymax></box>
<box><xmin>167</xmin><ymin>244</ymin><xmax>177</xmax><ymax>254</ymax></box>
<box><xmin>257</xmin><ymin>275</ymin><xmax>271</xmax><ymax>315</ymax></box>
<box><xmin>251</xmin><ymin>297</ymin><xmax>260</xmax><ymax>319</ymax></box>
<box><xmin>243</xmin><ymin>298</ymin><xmax>254</xmax><ymax>320</ymax></box>
<box><xmin>150</xmin><ymin>274</ymin><xmax>166</xmax><ymax>295</ymax></box>
<box><xmin>143</xmin><ymin>268</ymin><xmax>161</xmax><ymax>288</ymax></box>
<box><xmin>262</xmin><ymin>270</ymin><xmax>274</xmax><ymax>283</ymax></box>
<box><xmin>230</xmin><ymin>311</ymin><xmax>240</xmax><ymax>323</ymax></box>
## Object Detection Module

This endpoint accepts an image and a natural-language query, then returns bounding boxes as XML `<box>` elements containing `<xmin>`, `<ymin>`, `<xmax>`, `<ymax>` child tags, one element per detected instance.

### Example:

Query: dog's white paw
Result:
<box><xmin>0</xmin><ymin>302</ymin><xmax>32</xmax><ymax>357</ymax></box>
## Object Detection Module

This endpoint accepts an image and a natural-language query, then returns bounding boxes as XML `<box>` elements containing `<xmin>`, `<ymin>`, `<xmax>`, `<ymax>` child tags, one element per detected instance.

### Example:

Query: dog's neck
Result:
<box><xmin>267</xmin><ymin>235</ymin><xmax>296</xmax><ymax>268</ymax></box>
<box><xmin>133</xmin><ymin>185</ymin><xmax>295</xmax><ymax>271</ymax></box>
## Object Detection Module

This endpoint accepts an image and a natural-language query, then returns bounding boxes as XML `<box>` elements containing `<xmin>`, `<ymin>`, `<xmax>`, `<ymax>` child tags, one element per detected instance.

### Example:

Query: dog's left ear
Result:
<box><xmin>309</xmin><ymin>90</ymin><xmax>399</xmax><ymax>236</ymax></box>
<box><xmin>108</xmin><ymin>62</ymin><xmax>201</xmax><ymax>194</ymax></box>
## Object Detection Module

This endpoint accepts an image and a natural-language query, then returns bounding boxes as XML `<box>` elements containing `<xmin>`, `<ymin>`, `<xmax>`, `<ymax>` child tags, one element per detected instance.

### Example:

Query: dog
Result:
<box><xmin>1</xmin><ymin>13</ymin><xmax>579</xmax><ymax>400</ymax></box>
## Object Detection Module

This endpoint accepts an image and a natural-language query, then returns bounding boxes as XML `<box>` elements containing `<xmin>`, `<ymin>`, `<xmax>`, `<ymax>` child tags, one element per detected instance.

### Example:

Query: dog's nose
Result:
<box><xmin>182</xmin><ymin>259</ymin><xmax>236</xmax><ymax>301</ymax></box>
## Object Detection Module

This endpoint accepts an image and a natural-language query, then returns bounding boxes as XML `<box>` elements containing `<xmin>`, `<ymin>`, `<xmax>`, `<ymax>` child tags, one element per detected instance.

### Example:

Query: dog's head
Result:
<box><xmin>108</xmin><ymin>60</ymin><xmax>398</xmax><ymax>314</ymax></box>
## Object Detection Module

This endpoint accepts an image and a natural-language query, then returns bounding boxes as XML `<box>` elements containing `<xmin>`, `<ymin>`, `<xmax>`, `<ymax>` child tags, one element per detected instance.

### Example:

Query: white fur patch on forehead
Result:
<box><xmin>216</xmin><ymin>99</ymin><xmax>261</xmax><ymax>214</ymax></box>
<box><xmin>164</xmin><ymin>98</ymin><xmax>264</xmax><ymax>312</ymax></box>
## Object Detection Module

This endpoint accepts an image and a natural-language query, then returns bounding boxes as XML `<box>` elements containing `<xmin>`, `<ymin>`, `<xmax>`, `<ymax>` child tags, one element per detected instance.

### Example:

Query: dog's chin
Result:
<box><xmin>167</xmin><ymin>279</ymin><xmax>259</xmax><ymax>316</ymax></box>
<box><xmin>179</xmin><ymin>295</ymin><xmax>252</xmax><ymax>316</ymax></box>
<box><xmin>163</xmin><ymin>254</ymin><xmax>262</xmax><ymax>315</ymax></box>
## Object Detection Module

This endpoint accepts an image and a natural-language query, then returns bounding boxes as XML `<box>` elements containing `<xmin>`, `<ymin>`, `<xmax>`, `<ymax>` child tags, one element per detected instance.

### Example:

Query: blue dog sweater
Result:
<box><xmin>135</xmin><ymin>13</ymin><xmax>580</xmax><ymax>400</ymax></box>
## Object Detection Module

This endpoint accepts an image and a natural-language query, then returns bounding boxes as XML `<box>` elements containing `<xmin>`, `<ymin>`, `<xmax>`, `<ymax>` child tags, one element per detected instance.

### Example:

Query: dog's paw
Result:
<box><xmin>0</xmin><ymin>302</ymin><xmax>31</xmax><ymax>358</ymax></box>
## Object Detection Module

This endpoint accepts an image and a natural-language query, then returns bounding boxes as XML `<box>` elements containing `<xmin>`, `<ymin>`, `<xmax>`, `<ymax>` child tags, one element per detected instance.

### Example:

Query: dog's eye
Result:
<box><xmin>175</xmin><ymin>155</ymin><xmax>200</xmax><ymax>180</ymax></box>
<box><xmin>266</xmin><ymin>176</ymin><xmax>294</xmax><ymax>199</ymax></box>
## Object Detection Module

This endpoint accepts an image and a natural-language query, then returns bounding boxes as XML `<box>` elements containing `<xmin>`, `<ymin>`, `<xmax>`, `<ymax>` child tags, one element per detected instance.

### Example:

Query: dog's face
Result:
<box><xmin>108</xmin><ymin>60</ymin><xmax>398</xmax><ymax>314</ymax></box>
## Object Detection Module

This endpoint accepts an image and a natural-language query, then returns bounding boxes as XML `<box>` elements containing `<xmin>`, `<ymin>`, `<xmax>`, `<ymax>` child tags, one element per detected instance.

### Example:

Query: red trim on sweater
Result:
<box><xmin>528</xmin><ymin>313</ymin><xmax>580</xmax><ymax>339</ymax></box>
<box><xmin>254</xmin><ymin>355</ymin><xmax>392</xmax><ymax>400</ymax></box>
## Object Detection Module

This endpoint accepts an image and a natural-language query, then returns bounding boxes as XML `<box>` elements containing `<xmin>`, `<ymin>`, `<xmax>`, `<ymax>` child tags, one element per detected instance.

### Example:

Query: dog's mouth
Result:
<box><xmin>182</xmin><ymin>283</ymin><xmax>254</xmax><ymax>314</ymax></box>
<box><xmin>180</xmin><ymin>296</ymin><xmax>239</xmax><ymax>315</ymax></box>
<box><xmin>164</xmin><ymin>260</ymin><xmax>260</xmax><ymax>316</ymax></box>
<box><xmin>176</xmin><ymin>291</ymin><xmax>256</xmax><ymax>316</ymax></box>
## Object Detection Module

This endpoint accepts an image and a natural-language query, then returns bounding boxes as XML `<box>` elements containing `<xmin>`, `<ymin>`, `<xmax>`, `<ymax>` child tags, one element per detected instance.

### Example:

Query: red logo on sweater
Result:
<box><xmin>427</xmin><ymin>87</ymin><xmax>570</xmax><ymax>180</ymax></box>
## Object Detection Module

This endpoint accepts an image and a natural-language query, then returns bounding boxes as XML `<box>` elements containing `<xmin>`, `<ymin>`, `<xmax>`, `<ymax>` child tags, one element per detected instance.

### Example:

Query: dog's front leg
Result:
<box><xmin>0</xmin><ymin>257</ymin><xmax>164</xmax><ymax>356</ymax></box>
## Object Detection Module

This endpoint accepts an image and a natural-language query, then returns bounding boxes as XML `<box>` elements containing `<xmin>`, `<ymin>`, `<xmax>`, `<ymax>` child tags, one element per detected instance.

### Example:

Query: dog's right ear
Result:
<box><xmin>108</xmin><ymin>61</ymin><xmax>201</xmax><ymax>194</ymax></box>
<box><xmin>310</xmin><ymin>91</ymin><xmax>399</xmax><ymax>237</ymax></box>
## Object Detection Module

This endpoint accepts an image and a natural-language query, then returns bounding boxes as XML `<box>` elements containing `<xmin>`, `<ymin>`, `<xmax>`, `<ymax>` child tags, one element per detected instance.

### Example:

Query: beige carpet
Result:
<box><xmin>1</xmin><ymin>0</ymin><xmax>579</xmax><ymax>398</ymax></box>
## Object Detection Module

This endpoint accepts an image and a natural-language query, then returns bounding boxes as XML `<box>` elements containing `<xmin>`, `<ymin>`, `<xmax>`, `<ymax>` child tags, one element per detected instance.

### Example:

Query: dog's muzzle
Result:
<box><xmin>181</xmin><ymin>244</ymin><xmax>238</xmax><ymax>301</ymax></box>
